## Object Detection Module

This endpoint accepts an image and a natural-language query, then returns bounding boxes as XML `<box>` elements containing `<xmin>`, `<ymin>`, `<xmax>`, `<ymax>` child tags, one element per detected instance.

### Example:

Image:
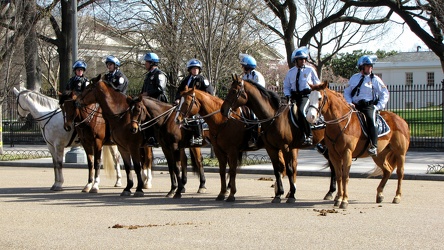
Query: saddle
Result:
<box><xmin>356</xmin><ymin>112</ymin><xmax>390</xmax><ymax>138</ymax></box>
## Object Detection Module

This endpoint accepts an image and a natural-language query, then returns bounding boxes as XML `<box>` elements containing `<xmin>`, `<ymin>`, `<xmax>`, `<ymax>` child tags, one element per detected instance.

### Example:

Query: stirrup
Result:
<box><xmin>367</xmin><ymin>146</ymin><xmax>377</xmax><ymax>156</ymax></box>
<box><xmin>302</xmin><ymin>136</ymin><xmax>313</xmax><ymax>146</ymax></box>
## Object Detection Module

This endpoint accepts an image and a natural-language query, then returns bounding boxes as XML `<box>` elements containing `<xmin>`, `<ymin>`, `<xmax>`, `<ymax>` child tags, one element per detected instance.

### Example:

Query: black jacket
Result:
<box><xmin>175</xmin><ymin>74</ymin><xmax>213</xmax><ymax>100</ymax></box>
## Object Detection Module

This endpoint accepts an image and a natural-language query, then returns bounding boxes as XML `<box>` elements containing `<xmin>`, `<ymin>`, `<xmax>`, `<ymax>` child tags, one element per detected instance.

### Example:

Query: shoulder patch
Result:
<box><xmin>119</xmin><ymin>77</ymin><xmax>124</xmax><ymax>84</ymax></box>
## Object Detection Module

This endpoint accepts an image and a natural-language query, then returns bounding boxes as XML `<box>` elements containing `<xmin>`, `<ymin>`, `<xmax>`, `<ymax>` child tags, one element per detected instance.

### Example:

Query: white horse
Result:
<box><xmin>13</xmin><ymin>87</ymin><xmax>123</xmax><ymax>191</ymax></box>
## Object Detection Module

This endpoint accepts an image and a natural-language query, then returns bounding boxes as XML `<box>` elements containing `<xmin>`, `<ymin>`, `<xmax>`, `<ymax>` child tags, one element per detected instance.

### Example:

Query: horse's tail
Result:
<box><xmin>102</xmin><ymin>145</ymin><xmax>115</xmax><ymax>178</ymax></box>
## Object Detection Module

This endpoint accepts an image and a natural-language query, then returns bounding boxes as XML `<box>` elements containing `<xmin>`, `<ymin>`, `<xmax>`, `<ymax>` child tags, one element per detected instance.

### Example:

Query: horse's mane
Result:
<box><xmin>24</xmin><ymin>90</ymin><xmax>60</xmax><ymax>110</ymax></box>
<box><xmin>194</xmin><ymin>89</ymin><xmax>223</xmax><ymax>105</ymax></box>
<box><xmin>244</xmin><ymin>79</ymin><xmax>281</xmax><ymax>110</ymax></box>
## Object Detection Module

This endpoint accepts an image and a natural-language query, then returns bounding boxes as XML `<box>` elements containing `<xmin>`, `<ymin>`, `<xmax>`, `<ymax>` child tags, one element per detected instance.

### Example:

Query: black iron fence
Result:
<box><xmin>3</xmin><ymin>84</ymin><xmax>444</xmax><ymax>149</ymax></box>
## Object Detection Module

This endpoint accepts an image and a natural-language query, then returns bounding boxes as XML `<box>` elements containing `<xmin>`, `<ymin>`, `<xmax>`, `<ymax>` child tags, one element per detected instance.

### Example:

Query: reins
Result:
<box><xmin>134</xmin><ymin>105</ymin><xmax>176</xmax><ymax>131</ymax></box>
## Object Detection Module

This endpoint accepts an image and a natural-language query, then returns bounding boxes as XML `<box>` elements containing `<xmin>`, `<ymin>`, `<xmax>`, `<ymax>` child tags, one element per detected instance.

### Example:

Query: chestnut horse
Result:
<box><xmin>306</xmin><ymin>81</ymin><xmax>410</xmax><ymax>209</ymax></box>
<box><xmin>175</xmin><ymin>87</ymin><xmax>305</xmax><ymax>202</ymax></box>
<box><xmin>220</xmin><ymin>74</ymin><xmax>329</xmax><ymax>203</ymax></box>
<box><xmin>128</xmin><ymin>95</ymin><xmax>207</xmax><ymax>198</ymax></box>
<box><xmin>76</xmin><ymin>75</ymin><xmax>147</xmax><ymax>196</ymax></box>
<box><xmin>59</xmin><ymin>91</ymin><xmax>153</xmax><ymax>192</ymax></box>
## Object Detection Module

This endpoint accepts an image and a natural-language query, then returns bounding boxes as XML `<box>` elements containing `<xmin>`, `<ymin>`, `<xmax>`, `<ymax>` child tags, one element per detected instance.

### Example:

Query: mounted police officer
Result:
<box><xmin>141</xmin><ymin>52</ymin><xmax>168</xmax><ymax>102</ymax></box>
<box><xmin>140</xmin><ymin>52</ymin><xmax>168</xmax><ymax>147</ymax></box>
<box><xmin>283</xmin><ymin>46</ymin><xmax>320</xmax><ymax>146</ymax></box>
<box><xmin>66</xmin><ymin>60</ymin><xmax>89</xmax><ymax>94</ymax></box>
<box><xmin>240</xmin><ymin>54</ymin><xmax>265</xmax><ymax>88</ymax></box>
<box><xmin>239</xmin><ymin>54</ymin><xmax>265</xmax><ymax>148</ymax></box>
<box><xmin>104</xmin><ymin>55</ymin><xmax>129</xmax><ymax>94</ymax></box>
<box><xmin>344</xmin><ymin>55</ymin><xmax>389</xmax><ymax>156</ymax></box>
<box><xmin>175</xmin><ymin>58</ymin><xmax>213</xmax><ymax>146</ymax></box>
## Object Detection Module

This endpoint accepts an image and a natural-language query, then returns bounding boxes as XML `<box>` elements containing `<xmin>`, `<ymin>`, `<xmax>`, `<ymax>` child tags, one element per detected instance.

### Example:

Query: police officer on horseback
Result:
<box><xmin>283</xmin><ymin>46</ymin><xmax>320</xmax><ymax>146</ymax></box>
<box><xmin>240</xmin><ymin>54</ymin><xmax>265</xmax><ymax>87</ymax></box>
<box><xmin>344</xmin><ymin>55</ymin><xmax>389</xmax><ymax>156</ymax></box>
<box><xmin>240</xmin><ymin>54</ymin><xmax>265</xmax><ymax>148</ymax></box>
<box><xmin>175</xmin><ymin>58</ymin><xmax>213</xmax><ymax>146</ymax></box>
<box><xmin>104</xmin><ymin>55</ymin><xmax>129</xmax><ymax>94</ymax></box>
<box><xmin>67</xmin><ymin>60</ymin><xmax>89</xmax><ymax>94</ymax></box>
<box><xmin>140</xmin><ymin>52</ymin><xmax>168</xmax><ymax>147</ymax></box>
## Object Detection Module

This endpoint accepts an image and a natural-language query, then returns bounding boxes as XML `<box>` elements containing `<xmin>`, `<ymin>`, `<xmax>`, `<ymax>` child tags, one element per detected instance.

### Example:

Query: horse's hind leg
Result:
<box><xmin>393</xmin><ymin>153</ymin><xmax>405</xmax><ymax>204</ymax></box>
<box><xmin>111</xmin><ymin>145</ymin><xmax>123</xmax><ymax>187</ymax></box>
<box><xmin>284</xmin><ymin>149</ymin><xmax>298</xmax><ymax>203</ymax></box>
<box><xmin>51</xmin><ymin>146</ymin><xmax>65</xmax><ymax>191</ymax></box>
<box><xmin>267</xmin><ymin>148</ymin><xmax>285</xmax><ymax>203</ymax></box>
<box><xmin>90</xmin><ymin>147</ymin><xmax>103</xmax><ymax>193</ymax></box>
<box><xmin>179</xmin><ymin>149</ymin><xmax>188</xmax><ymax>194</ymax></box>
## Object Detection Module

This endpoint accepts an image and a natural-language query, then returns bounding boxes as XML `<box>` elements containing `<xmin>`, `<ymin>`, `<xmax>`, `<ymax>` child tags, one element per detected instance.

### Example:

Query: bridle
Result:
<box><xmin>130</xmin><ymin>100</ymin><xmax>176</xmax><ymax>132</ymax></box>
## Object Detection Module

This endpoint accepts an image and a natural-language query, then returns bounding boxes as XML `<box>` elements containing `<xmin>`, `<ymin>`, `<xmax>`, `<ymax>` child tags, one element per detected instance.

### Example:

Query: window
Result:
<box><xmin>405</xmin><ymin>72</ymin><xmax>413</xmax><ymax>86</ymax></box>
<box><xmin>427</xmin><ymin>72</ymin><xmax>435</xmax><ymax>86</ymax></box>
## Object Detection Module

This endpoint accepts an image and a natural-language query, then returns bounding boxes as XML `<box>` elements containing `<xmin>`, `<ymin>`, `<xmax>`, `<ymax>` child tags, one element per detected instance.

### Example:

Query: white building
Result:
<box><xmin>375</xmin><ymin>51</ymin><xmax>443</xmax><ymax>109</ymax></box>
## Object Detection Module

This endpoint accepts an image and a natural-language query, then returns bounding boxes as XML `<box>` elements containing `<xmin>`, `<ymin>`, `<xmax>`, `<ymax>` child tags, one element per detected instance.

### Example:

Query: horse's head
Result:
<box><xmin>13</xmin><ymin>87</ymin><xmax>31</xmax><ymax>120</ymax></box>
<box><xmin>128</xmin><ymin>95</ymin><xmax>146</xmax><ymax>134</ymax></box>
<box><xmin>175</xmin><ymin>86</ymin><xmax>199</xmax><ymax>125</ymax></box>
<box><xmin>59</xmin><ymin>91</ymin><xmax>79</xmax><ymax>132</ymax></box>
<box><xmin>220</xmin><ymin>73</ymin><xmax>247</xmax><ymax>117</ymax></box>
<box><xmin>306</xmin><ymin>80</ymin><xmax>329</xmax><ymax>124</ymax></box>
<box><xmin>76</xmin><ymin>74</ymin><xmax>101</xmax><ymax>107</ymax></box>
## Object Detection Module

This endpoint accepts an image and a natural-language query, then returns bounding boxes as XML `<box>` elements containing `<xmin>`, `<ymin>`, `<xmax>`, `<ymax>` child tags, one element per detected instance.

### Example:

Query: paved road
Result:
<box><xmin>0</xmin><ymin>166</ymin><xmax>442</xmax><ymax>249</ymax></box>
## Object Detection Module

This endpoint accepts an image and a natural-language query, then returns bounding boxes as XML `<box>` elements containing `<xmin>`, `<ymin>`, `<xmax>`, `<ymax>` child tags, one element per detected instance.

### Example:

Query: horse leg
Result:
<box><xmin>179</xmin><ymin>149</ymin><xmax>188</xmax><ymax>194</ymax></box>
<box><xmin>90</xmin><ymin>145</ymin><xmax>103</xmax><ymax>193</ymax></box>
<box><xmin>284</xmin><ymin>149</ymin><xmax>298</xmax><ymax>203</ymax></box>
<box><xmin>329</xmin><ymin>155</ymin><xmax>343</xmax><ymax>207</ymax></box>
<box><xmin>339</xmin><ymin>151</ymin><xmax>353</xmax><ymax>209</ymax></box>
<box><xmin>225</xmin><ymin>153</ymin><xmax>240</xmax><ymax>202</ymax></box>
<box><xmin>392</xmin><ymin>153</ymin><xmax>405</xmax><ymax>204</ymax></box>
<box><xmin>110</xmin><ymin>145</ymin><xmax>122</xmax><ymax>187</ymax></box>
<box><xmin>140</xmin><ymin>146</ymin><xmax>153</xmax><ymax>189</ymax></box>
<box><xmin>50</xmin><ymin>146</ymin><xmax>65</xmax><ymax>191</ymax></box>
<box><xmin>130</xmin><ymin>146</ymin><xmax>144</xmax><ymax>197</ymax></box>
<box><xmin>163</xmin><ymin>150</ymin><xmax>178</xmax><ymax>198</ymax></box>
<box><xmin>267</xmin><ymin>148</ymin><xmax>285</xmax><ymax>203</ymax></box>
<box><xmin>190</xmin><ymin>147</ymin><xmax>206</xmax><ymax>193</ymax></box>
<box><xmin>173</xmin><ymin>149</ymin><xmax>184</xmax><ymax>199</ymax></box>
<box><xmin>324</xmin><ymin>159</ymin><xmax>337</xmax><ymax>200</ymax></box>
<box><xmin>82</xmin><ymin>150</ymin><xmax>94</xmax><ymax>193</ymax></box>
<box><xmin>213</xmin><ymin>148</ymin><xmax>228</xmax><ymax>201</ymax></box>
<box><xmin>120</xmin><ymin>151</ymin><xmax>134</xmax><ymax>196</ymax></box>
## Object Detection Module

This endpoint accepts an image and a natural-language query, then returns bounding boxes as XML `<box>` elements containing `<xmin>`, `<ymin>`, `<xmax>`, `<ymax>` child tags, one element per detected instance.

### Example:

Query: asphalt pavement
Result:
<box><xmin>1</xmin><ymin>144</ymin><xmax>443</xmax><ymax>181</ymax></box>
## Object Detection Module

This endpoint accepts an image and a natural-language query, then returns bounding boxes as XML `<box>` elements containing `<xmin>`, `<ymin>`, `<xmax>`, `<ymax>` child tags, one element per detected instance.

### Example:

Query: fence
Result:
<box><xmin>3</xmin><ymin>84</ymin><xmax>444</xmax><ymax>149</ymax></box>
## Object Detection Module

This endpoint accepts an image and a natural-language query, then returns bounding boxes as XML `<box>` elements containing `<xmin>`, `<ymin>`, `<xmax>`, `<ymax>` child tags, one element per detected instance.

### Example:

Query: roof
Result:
<box><xmin>378</xmin><ymin>51</ymin><xmax>439</xmax><ymax>63</ymax></box>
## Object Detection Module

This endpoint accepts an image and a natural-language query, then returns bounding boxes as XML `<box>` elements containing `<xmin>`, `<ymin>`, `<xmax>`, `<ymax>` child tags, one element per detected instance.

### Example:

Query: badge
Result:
<box><xmin>119</xmin><ymin>77</ymin><xmax>124</xmax><ymax>84</ymax></box>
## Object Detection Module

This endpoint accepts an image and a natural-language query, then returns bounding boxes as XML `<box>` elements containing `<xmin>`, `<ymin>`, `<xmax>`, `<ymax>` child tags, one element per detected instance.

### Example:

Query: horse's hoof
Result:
<box><xmin>197</xmin><ymin>187</ymin><xmax>207</xmax><ymax>194</ymax></box>
<box><xmin>226</xmin><ymin>196</ymin><xmax>235</xmax><ymax>202</ymax></box>
<box><xmin>376</xmin><ymin>194</ymin><xmax>384</xmax><ymax>203</ymax></box>
<box><xmin>173</xmin><ymin>193</ymin><xmax>182</xmax><ymax>199</ymax></box>
<box><xmin>114</xmin><ymin>182</ymin><xmax>122</xmax><ymax>187</ymax></box>
<box><xmin>324</xmin><ymin>192</ymin><xmax>334</xmax><ymax>200</ymax></box>
<box><xmin>52</xmin><ymin>186</ymin><xmax>63</xmax><ymax>191</ymax></box>
<box><xmin>89</xmin><ymin>188</ymin><xmax>99</xmax><ymax>193</ymax></box>
<box><xmin>286</xmin><ymin>198</ymin><xmax>296</xmax><ymax>203</ymax></box>
<box><xmin>333</xmin><ymin>200</ymin><xmax>341</xmax><ymax>207</ymax></box>
<box><xmin>215</xmin><ymin>194</ymin><xmax>226</xmax><ymax>201</ymax></box>
<box><xmin>272</xmin><ymin>197</ymin><xmax>281</xmax><ymax>203</ymax></box>
<box><xmin>166</xmin><ymin>191</ymin><xmax>175</xmax><ymax>198</ymax></box>
<box><xmin>134</xmin><ymin>191</ymin><xmax>144</xmax><ymax>197</ymax></box>
<box><xmin>392</xmin><ymin>197</ymin><xmax>401</xmax><ymax>204</ymax></box>
<box><xmin>339</xmin><ymin>201</ymin><xmax>349</xmax><ymax>209</ymax></box>
<box><xmin>120</xmin><ymin>190</ymin><xmax>132</xmax><ymax>196</ymax></box>
<box><xmin>180</xmin><ymin>188</ymin><xmax>186</xmax><ymax>194</ymax></box>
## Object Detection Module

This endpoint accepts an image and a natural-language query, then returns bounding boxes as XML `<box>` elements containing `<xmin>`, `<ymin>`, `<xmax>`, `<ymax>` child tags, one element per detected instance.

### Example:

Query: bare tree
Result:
<box><xmin>260</xmin><ymin>0</ymin><xmax>393</xmax><ymax>73</ymax></box>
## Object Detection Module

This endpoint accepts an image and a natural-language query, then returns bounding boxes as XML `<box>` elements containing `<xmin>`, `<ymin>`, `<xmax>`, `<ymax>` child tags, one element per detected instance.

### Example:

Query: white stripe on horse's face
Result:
<box><xmin>17</xmin><ymin>92</ymin><xmax>31</xmax><ymax>118</ymax></box>
<box><xmin>306</xmin><ymin>90</ymin><xmax>322</xmax><ymax>124</ymax></box>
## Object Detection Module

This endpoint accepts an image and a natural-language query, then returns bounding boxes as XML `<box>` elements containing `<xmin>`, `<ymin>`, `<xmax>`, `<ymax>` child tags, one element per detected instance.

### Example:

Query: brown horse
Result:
<box><xmin>174</xmin><ymin>87</ymin><xmax>293</xmax><ymax>202</ymax></box>
<box><xmin>128</xmin><ymin>95</ymin><xmax>207</xmax><ymax>198</ymax></box>
<box><xmin>306</xmin><ymin>81</ymin><xmax>410</xmax><ymax>209</ymax></box>
<box><xmin>220</xmin><ymin>74</ymin><xmax>328</xmax><ymax>203</ymax></box>
<box><xmin>75</xmin><ymin>75</ymin><xmax>148</xmax><ymax>196</ymax></box>
<box><xmin>59</xmin><ymin>91</ymin><xmax>153</xmax><ymax>192</ymax></box>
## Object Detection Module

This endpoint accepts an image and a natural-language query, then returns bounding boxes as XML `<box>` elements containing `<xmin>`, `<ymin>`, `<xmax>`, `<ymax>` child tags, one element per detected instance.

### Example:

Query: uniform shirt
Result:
<box><xmin>66</xmin><ymin>76</ymin><xmax>89</xmax><ymax>93</ymax></box>
<box><xmin>242</xmin><ymin>70</ymin><xmax>265</xmax><ymax>88</ymax></box>
<box><xmin>175</xmin><ymin>74</ymin><xmax>213</xmax><ymax>100</ymax></box>
<box><xmin>283</xmin><ymin>65</ymin><xmax>320</xmax><ymax>96</ymax></box>
<box><xmin>141</xmin><ymin>68</ymin><xmax>167</xmax><ymax>98</ymax></box>
<box><xmin>104</xmin><ymin>70</ymin><xmax>129</xmax><ymax>94</ymax></box>
<box><xmin>344</xmin><ymin>73</ymin><xmax>389</xmax><ymax>110</ymax></box>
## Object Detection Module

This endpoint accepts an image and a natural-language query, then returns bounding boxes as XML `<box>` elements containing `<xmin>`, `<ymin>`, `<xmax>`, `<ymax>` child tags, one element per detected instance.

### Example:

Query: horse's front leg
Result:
<box><xmin>163</xmin><ymin>149</ymin><xmax>178</xmax><ymax>198</ymax></box>
<box><xmin>89</xmin><ymin>147</ymin><xmax>102</xmax><ymax>193</ymax></box>
<box><xmin>50</xmin><ymin>145</ymin><xmax>65</xmax><ymax>191</ymax></box>
<box><xmin>82</xmin><ymin>150</ymin><xmax>95</xmax><ymax>193</ymax></box>
<box><xmin>267</xmin><ymin>147</ymin><xmax>284</xmax><ymax>203</ymax></box>
<box><xmin>120</xmin><ymin>151</ymin><xmax>134</xmax><ymax>196</ymax></box>
<box><xmin>190</xmin><ymin>147</ymin><xmax>206</xmax><ymax>193</ymax></box>
<box><xmin>337</xmin><ymin>150</ymin><xmax>353</xmax><ymax>209</ymax></box>
<box><xmin>214</xmin><ymin>149</ymin><xmax>228</xmax><ymax>201</ymax></box>
<box><xmin>179</xmin><ymin>148</ymin><xmax>188</xmax><ymax>194</ymax></box>
<box><xmin>130</xmin><ymin>148</ymin><xmax>144</xmax><ymax>197</ymax></box>
<box><xmin>140</xmin><ymin>146</ymin><xmax>153</xmax><ymax>189</ymax></box>
<box><xmin>284</xmin><ymin>148</ymin><xmax>298</xmax><ymax>203</ymax></box>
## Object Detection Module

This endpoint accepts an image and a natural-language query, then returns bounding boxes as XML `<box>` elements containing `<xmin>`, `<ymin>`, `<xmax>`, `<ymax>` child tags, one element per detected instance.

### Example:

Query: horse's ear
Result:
<box><xmin>13</xmin><ymin>87</ymin><xmax>20</xmax><ymax>96</ymax></box>
<box><xmin>57</xmin><ymin>91</ymin><xmax>63</xmax><ymax>96</ymax></box>
<box><xmin>322</xmin><ymin>80</ymin><xmax>329</xmax><ymax>89</ymax></box>
<box><xmin>232</xmin><ymin>73</ymin><xmax>236</xmax><ymax>82</ymax></box>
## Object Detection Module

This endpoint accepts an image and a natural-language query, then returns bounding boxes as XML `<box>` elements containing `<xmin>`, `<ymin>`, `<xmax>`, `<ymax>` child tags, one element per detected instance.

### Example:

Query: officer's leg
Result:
<box><xmin>299</xmin><ymin>96</ymin><xmax>313</xmax><ymax>145</ymax></box>
<box><xmin>364</xmin><ymin>105</ymin><xmax>378</xmax><ymax>155</ymax></box>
